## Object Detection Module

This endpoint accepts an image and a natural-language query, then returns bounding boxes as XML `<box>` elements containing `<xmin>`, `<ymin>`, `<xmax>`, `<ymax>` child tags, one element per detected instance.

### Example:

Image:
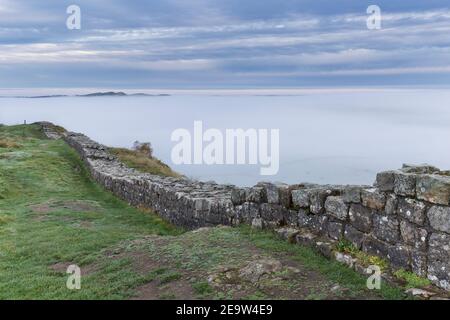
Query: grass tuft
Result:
<box><xmin>0</xmin><ymin>214</ymin><xmax>14</xmax><ymax>225</ymax></box>
<box><xmin>335</xmin><ymin>239</ymin><xmax>388</xmax><ymax>271</ymax></box>
<box><xmin>394</xmin><ymin>269</ymin><xmax>431</xmax><ymax>289</ymax></box>
<box><xmin>109</xmin><ymin>147</ymin><xmax>181</xmax><ymax>178</ymax></box>
<box><xmin>159</xmin><ymin>271</ymin><xmax>183</xmax><ymax>285</ymax></box>
<box><xmin>192</xmin><ymin>281</ymin><xmax>214</xmax><ymax>297</ymax></box>
<box><xmin>0</xmin><ymin>138</ymin><xmax>20</xmax><ymax>149</ymax></box>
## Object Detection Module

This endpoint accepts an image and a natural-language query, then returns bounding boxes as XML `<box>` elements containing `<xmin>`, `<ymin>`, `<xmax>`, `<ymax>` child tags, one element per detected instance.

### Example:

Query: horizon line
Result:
<box><xmin>2</xmin><ymin>85</ymin><xmax>450</xmax><ymax>97</ymax></box>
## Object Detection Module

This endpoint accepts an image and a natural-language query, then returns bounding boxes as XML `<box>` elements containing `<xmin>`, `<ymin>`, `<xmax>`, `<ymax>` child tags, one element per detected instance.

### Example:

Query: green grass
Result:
<box><xmin>394</xmin><ymin>269</ymin><xmax>431</xmax><ymax>289</ymax></box>
<box><xmin>192</xmin><ymin>281</ymin><xmax>214</xmax><ymax>297</ymax></box>
<box><xmin>159</xmin><ymin>271</ymin><xmax>183</xmax><ymax>285</ymax></box>
<box><xmin>142</xmin><ymin>268</ymin><xmax>181</xmax><ymax>286</ymax></box>
<box><xmin>243</xmin><ymin>291</ymin><xmax>268</xmax><ymax>300</ymax></box>
<box><xmin>119</xmin><ymin>225</ymin><xmax>408</xmax><ymax>300</ymax></box>
<box><xmin>0</xmin><ymin>125</ymin><xmax>180</xmax><ymax>299</ymax></box>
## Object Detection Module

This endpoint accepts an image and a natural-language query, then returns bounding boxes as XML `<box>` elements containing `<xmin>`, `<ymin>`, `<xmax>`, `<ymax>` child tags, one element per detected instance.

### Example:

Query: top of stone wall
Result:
<box><xmin>376</xmin><ymin>164</ymin><xmax>450</xmax><ymax>205</ymax></box>
<box><xmin>65</xmin><ymin>131</ymin><xmax>236</xmax><ymax>202</ymax></box>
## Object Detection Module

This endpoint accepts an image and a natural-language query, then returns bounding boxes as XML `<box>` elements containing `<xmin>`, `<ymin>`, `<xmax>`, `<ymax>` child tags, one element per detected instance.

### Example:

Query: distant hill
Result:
<box><xmin>78</xmin><ymin>91</ymin><xmax>171</xmax><ymax>97</ymax></box>
<box><xmin>129</xmin><ymin>93</ymin><xmax>171</xmax><ymax>97</ymax></box>
<box><xmin>8</xmin><ymin>92</ymin><xmax>171</xmax><ymax>98</ymax></box>
<box><xmin>78</xmin><ymin>91</ymin><xmax>127</xmax><ymax>97</ymax></box>
<box><xmin>23</xmin><ymin>95</ymin><xmax>69</xmax><ymax>99</ymax></box>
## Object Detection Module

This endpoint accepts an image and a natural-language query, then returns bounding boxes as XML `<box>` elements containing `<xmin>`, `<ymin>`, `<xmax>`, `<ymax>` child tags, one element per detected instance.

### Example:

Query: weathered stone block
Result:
<box><xmin>427</xmin><ymin>260</ymin><xmax>450</xmax><ymax>291</ymax></box>
<box><xmin>400</xmin><ymin>220</ymin><xmax>428</xmax><ymax>251</ymax></box>
<box><xmin>361</xmin><ymin>189</ymin><xmax>386</xmax><ymax>210</ymax></box>
<box><xmin>394</xmin><ymin>172</ymin><xmax>416</xmax><ymax>197</ymax></box>
<box><xmin>373</xmin><ymin>214</ymin><xmax>400</xmax><ymax>244</ymax></box>
<box><xmin>309</xmin><ymin>215</ymin><xmax>328</xmax><ymax>235</ymax></box>
<box><xmin>416</xmin><ymin>174</ymin><xmax>450</xmax><ymax>205</ymax></box>
<box><xmin>231</xmin><ymin>188</ymin><xmax>247</xmax><ymax>205</ymax></box>
<box><xmin>194</xmin><ymin>198</ymin><xmax>211</xmax><ymax>212</ymax></box>
<box><xmin>387</xmin><ymin>245</ymin><xmax>411</xmax><ymax>271</ymax></box>
<box><xmin>327</xmin><ymin>221</ymin><xmax>344</xmax><ymax>240</ymax></box>
<box><xmin>263</xmin><ymin>220</ymin><xmax>279</xmax><ymax>230</ymax></box>
<box><xmin>285</xmin><ymin>209</ymin><xmax>298</xmax><ymax>226</ymax></box>
<box><xmin>428</xmin><ymin>232</ymin><xmax>450</xmax><ymax>261</ymax></box>
<box><xmin>363</xmin><ymin>236</ymin><xmax>389</xmax><ymax>257</ymax></box>
<box><xmin>427</xmin><ymin>232</ymin><xmax>450</xmax><ymax>290</ymax></box>
<box><xmin>257</xmin><ymin>182</ymin><xmax>290</xmax><ymax>205</ymax></box>
<box><xmin>335</xmin><ymin>252</ymin><xmax>357</xmax><ymax>268</ymax></box>
<box><xmin>246</xmin><ymin>187</ymin><xmax>267</xmax><ymax>203</ymax></box>
<box><xmin>292</xmin><ymin>189</ymin><xmax>311</xmax><ymax>208</ymax></box>
<box><xmin>256</xmin><ymin>183</ymin><xmax>279</xmax><ymax>204</ymax></box>
<box><xmin>375</xmin><ymin>170</ymin><xmax>396</xmax><ymax>192</ymax></box>
<box><xmin>268</xmin><ymin>184</ymin><xmax>283</xmax><ymax>205</ymax></box>
<box><xmin>342</xmin><ymin>186</ymin><xmax>362</xmax><ymax>203</ymax></box>
<box><xmin>411</xmin><ymin>251</ymin><xmax>427</xmax><ymax>278</ymax></box>
<box><xmin>295</xmin><ymin>230</ymin><xmax>317</xmax><ymax>247</ymax></box>
<box><xmin>427</xmin><ymin>206</ymin><xmax>450</xmax><ymax>234</ymax></box>
<box><xmin>309</xmin><ymin>190</ymin><xmax>327</xmax><ymax>214</ymax></box>
<box><xmin>309</xmin><ymin>188</ymin><xmax>340</xmax><ymax>214</ymax></box>
<box><xmin>401</xmin><ymin>163</ymin><xmax>440</xmax><ymax>174</ymax></box>
<box><xmin>278</xmin><ymin>185</ymin><xmax>292</xmax><ymax>208</ymax></box>
<box><xmin>385</xmin><ymin>194</ymin><xmax>398</xmax><ymax>215</ymax></box>
<box><xmin>260</xmin><ymin>203</ymin><xmax>287</xmax><ymax>226</ymax></box>
<box><xmin>325</xmin><ymin>196</ymin><xmax>349</xmax><ymax>220</ymax></box>
<box><xmin>251</xmin><ymin>218</ymin><xmax>264</xmax><ymax>230</ymax></box>
<box><xmin>298</xmin><ymin>209</ymin><xmax>311</xmax><ymax>228</ymax></box>
<box><xmin>235</xmin><ymin>202</ymin><xmax>260</xmax><ymax>223</ymax></box>
<box><xmin>315</xmin><ymin>241</ymin><xmax>335</xmax><ymax>258</ymax></box>
<box><xmin>344</xmin><ymin>225</ymin><xmax>364</xmax><ymax>249</ymax></box>
<box><xmin>275</xmin><ymin>227</ymin><xmax>299</xmax><ymax>243</ymax></box>
<box><xmin>397</xmin><ymin>198</ymin><xmax>427</xmax><ymax>225</ymax></box>
<box><xmin>349</xmin><ymin>204</ymin><xmax>373</xmax><ymax>233</ymax></box>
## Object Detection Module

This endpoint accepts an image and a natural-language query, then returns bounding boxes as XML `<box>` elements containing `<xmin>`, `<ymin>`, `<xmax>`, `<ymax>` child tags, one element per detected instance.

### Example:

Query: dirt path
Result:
<box><xmin>98</xmin><ymin>226</ymin><xmax>386</xmax><ymax>300</ymax></box>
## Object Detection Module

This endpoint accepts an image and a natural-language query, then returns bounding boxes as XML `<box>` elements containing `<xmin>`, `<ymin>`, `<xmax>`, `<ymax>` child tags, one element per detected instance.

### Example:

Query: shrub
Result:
<box><xmin>0</xmin><ymin>138</ymin><xmax>20</xmax><ymax>148</ymax></box>
<box><xmin>132</xmin><ymin>141</ymin><xmax>153</xmax><ymax>158</ymax></box>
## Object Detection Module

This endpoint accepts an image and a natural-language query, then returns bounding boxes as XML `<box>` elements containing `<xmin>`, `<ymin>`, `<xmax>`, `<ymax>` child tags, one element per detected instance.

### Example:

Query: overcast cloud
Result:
<box><xmin>1</xmin><ymin>0</ymin><xmax>450</xmax><ymax>88</ymax></box>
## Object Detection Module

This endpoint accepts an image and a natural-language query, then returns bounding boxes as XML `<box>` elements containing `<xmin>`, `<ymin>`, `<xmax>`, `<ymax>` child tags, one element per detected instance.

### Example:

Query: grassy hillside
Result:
<box><xmin>0</xmin><ymin>125</ymin><xmax>407</xmax><ymax>300</ymax></box>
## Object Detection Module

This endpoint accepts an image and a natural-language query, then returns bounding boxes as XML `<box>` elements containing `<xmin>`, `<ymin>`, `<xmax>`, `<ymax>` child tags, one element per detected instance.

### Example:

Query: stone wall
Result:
<box><xmin>37</xmin><ymin>122</ymin><xmax>450</xmax><ymax>291</ymax></box>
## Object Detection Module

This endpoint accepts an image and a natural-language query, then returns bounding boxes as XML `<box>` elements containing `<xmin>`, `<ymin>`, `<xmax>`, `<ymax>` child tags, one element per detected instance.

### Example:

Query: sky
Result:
<box><xmin>1</xmin><ymin>0</ymin><xmax>450</xmax><ymax>89</ymax></box>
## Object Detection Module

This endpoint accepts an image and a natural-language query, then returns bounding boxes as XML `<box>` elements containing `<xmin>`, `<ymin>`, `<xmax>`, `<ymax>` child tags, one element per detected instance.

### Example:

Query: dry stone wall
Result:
<box><xmin>37</xmin><ymin>122</ymin><xmax>450</xmax><ymax>291</ymax></box>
